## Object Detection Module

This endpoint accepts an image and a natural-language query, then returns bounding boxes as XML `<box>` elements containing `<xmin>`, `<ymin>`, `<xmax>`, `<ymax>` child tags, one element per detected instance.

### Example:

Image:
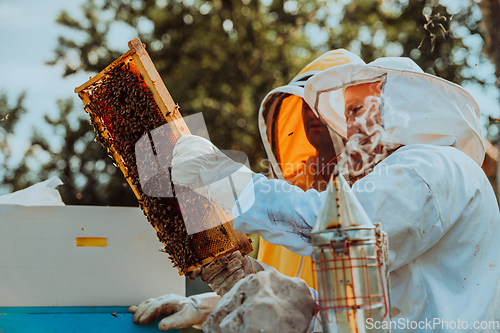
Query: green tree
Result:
<box><xmin>44</xmin><ymin>0</ymin><xmax>330</xmax><ymax>205</ymax></box>
<box><xmin>0</xmin><ymin>92</ymin><xmax>31</xmax><ymax>194</ymax></box>
<box><xmin>50</xmin><ymin>0</ymin><xmax>326</xmax><ymax>167</ymax></box>
<box><xmin>327</xmin><ymin>0</ymin><xmax>488</xmax><ymax>84</ymax></box>
<box><xmin>3</xmin><ymin>0</ymin><xmax>497</xmax><ymax>205</ymax></box>
<box><xmin>0</xmin><ymin>93</ymin><xmax>137</xmax><ymax>205</ymax></box>
<box><xmin>30</xmin><ymin>98</ymin><xmax>138</xmax><ymax>205</ymax></box>
<box><xmin>478</xmin><ymin>0</ymin><xmax>500</xmax><ymax>143</ymax></box>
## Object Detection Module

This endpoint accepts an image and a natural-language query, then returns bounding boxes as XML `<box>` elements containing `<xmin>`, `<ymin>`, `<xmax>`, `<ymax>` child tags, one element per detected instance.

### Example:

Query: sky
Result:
<box><xmin>0</xmin><ymin>0</ymin><xmax>499</xmax><ymax>165</ymax></box>
<box><xmin>0</xmin><ymin>0</ymin><xmax>89</xmax><ymax>156</ymax></box>
<box><xmin>0</xmin><ymin>0</ymin><xmax>90</xmax><ymax>111</ymax></box>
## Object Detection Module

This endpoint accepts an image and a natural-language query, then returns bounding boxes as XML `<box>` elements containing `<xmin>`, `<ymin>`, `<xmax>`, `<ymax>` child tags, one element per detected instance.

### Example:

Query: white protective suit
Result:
<box><xmin>232</xmin><ymin>58</ymin><xmax>500</xmax><ymax>332</ymax></box>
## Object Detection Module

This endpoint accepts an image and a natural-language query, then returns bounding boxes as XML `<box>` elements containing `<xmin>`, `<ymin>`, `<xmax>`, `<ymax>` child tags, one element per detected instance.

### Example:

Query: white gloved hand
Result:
<box><xmin>128</xmin><ymin>292</ymin><xmax>221</xmax><ymax>331</ymax></box>
<box><xmin>202</xmin><ymin>270</ymin><xmax>316</xmax><ymax>333</ymax></box>
<box><xmin>171</xmin><ymin>135</ymin><xmax>255</xmax><ymax>215</ymax></box>
<box><xmin>186</xmin><ymin>250</ymin><xmax>262</xmax><ymax>297</ymax></box>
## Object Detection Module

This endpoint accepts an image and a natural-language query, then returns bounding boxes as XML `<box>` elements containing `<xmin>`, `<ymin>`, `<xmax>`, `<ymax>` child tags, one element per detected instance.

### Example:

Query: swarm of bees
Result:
<box><xmin>82</xmin><ymin>61</ymin><xmax>237</xmax><ymax>273</ymax></box>
<box><xmin>76</xmin><ymin>38</ymin><xmax>252</xmax><ymax>275</ymax></box>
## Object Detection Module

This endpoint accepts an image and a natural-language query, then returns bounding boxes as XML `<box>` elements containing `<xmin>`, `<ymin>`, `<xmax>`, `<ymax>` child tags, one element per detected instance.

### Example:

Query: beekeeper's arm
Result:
<box><xmin>236</xmin><ymin>146</ymin><xmax>453</xmax><ymax>271</ymax></box>
<box><xmin>171</xmin><ymin>135</ymin><xmax>448</xmax><ymax>270</ymax></box>
<box><xmin>171</xmin><ymin>135</ymin><xmax>323</xmax><ymax>257</ymax></box>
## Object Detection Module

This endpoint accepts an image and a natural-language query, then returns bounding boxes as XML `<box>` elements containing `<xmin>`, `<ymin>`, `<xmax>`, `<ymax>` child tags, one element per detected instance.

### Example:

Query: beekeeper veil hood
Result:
<box><xmin>304</xmin><ymin>57</ymin><xmax>485</xmax><ymax>166</ymax></box>
<box><xmin>258</xmin><ymin>50</ymin><xmax>365</xmax><ymax>180</ymax></box>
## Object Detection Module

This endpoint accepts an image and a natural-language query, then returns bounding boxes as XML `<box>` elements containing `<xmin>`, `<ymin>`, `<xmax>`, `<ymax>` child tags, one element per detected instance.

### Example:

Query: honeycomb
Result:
<box><xmin>75</xmin><ymin>38</ymin><xmax>252</xmax><ymax>275</ymax></box>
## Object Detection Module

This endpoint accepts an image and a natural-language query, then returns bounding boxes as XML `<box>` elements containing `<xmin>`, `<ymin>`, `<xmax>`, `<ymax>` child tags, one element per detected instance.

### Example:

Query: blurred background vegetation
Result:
<box><xmin>1</xmin><ymin>0</ymin><xmax>499</xmax><ymax>206</ymax></box>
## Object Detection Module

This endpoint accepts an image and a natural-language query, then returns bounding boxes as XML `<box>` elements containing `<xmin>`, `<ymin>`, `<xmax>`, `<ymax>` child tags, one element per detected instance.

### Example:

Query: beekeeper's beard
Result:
<box><xmin>337</xmin><ymin>96</ymin><xmax>399</xmax><ymax>182</ymax></box>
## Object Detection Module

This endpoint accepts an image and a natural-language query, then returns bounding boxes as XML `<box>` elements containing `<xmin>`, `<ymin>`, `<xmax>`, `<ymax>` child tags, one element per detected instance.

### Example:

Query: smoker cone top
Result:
<box><xmin>312</xmin><ymin>173</ymin><xmax>372</xmax><ymax>232</ymax></box>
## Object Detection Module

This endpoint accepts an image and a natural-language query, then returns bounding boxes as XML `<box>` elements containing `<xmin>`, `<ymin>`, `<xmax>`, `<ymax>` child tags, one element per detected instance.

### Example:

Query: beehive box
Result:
<box><xmin>75</xmin><ymin>38</ymin><xmax>252</xmax><ymax>275</ymax></box>
<box><xmin>0</xmin><ymin>204</ymin><xmax>182</xmax><ymax>333</ymax></box>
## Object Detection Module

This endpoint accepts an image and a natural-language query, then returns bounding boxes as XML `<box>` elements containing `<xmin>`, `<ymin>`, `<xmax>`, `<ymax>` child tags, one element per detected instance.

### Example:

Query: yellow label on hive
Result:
<box><xmin>76</xmin><ymin>237</ymin><xmax>107</xmax><ymax>247</ymax></box>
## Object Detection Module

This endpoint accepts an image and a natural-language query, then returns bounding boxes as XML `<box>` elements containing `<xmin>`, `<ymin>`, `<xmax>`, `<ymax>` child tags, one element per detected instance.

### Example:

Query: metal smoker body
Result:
<box><xmin>312</xmin><ymin>174</ymin><xmax>391</xmax><ymax>332</ymax></box>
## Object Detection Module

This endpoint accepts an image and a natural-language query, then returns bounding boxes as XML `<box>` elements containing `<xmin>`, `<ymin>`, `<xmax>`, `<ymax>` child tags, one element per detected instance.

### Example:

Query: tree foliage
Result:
<box><xmin>1</xmin><ymin>0</ymin><xmax>498</xmax><ymax>205</ymax></box>
<box><xmin>31</xmin><ymin>98</ymin><xmax>138</xmax><ymax>205</ymax></box>
<box><xmin>0</xmin><ymin>92</ymin><xmax>31</xmax><ymax>193</ymax></box>
<box><xmin>51</xmin><ymin>0</ymin><xmax>327</xmax><ymax>161</ymax></box>
<box><xmin>0</xmin><ymin>94</ymin><xmax>137</xmax><ymax>204</ymax></box>
<box><xmin>47</xmin><ymin>0</ymin><xmax>331</xmax><ymax>205</ymax></box>
<box><xmin>479</xmin><ymin>0</ymin><xmax>500</xmax><ymax>148</ymax></box>
<box><xmin>325</xmin><ymin>0</ymin><xmax>487</xmax><ymax>85</ymax></box>
<box><xmin>478</xmin><ymin>0</ymin><xmax>500</xmax><ymax>79</ymax></box>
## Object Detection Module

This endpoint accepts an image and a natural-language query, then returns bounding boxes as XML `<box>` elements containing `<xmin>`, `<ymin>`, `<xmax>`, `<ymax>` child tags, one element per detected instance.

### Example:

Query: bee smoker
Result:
<box><xmin>311</xmin><ymin>174</ymin><xmax>391</xmax><ymax>332</ymax></box>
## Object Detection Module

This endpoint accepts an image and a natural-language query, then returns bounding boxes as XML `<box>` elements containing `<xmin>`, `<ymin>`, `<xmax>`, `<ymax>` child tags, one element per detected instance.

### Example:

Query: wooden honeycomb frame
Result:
<box><xmin>75</xmin><ymin>38</ymin><xmax>253</xmax><ymax>274</ymax></box>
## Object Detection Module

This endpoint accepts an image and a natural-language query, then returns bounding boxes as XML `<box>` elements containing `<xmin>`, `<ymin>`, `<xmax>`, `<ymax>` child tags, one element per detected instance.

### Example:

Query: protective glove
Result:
<box><xmin>202</xmin><ymin>270</ymin><xmax>316</xmax><ymax>333</ymax></box>
<box><xmin>186</xmin><ymin>250</ymin><xmax>262</xmax><ymax>297</ymax></box>
<box><xmin>171</xmin><ymin>135</ymin><xmax>255</xmax><ymax>215</ymax></box>
<box><xmin>128</xmin><ymin>292</ymin><xmax>221</xmax><ymax>331</ymax></box>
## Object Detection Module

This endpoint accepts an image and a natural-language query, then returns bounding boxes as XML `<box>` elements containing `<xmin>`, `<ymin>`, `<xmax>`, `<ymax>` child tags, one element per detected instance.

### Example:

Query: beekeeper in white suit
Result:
<box><xmin>163</xmin><ymin>57</ymin><xmax>500</xmax><ymax>332</ymax></box>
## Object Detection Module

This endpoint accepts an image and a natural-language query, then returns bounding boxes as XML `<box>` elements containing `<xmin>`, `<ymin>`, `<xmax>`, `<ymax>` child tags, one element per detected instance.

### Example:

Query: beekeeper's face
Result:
<box><xmin>344</xmin><ymin>81</ymin><xmax>384</xmax><ymax>139</ymax></box>
<box><xmin>302</xmin><ymin>101</ymin><xmax>322</xmax><ymax>149</ymax></box>
<box><xmin>340</xmin><ymin>80</ymin><xmax>385</xmax><ymax>177</ymax></box>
